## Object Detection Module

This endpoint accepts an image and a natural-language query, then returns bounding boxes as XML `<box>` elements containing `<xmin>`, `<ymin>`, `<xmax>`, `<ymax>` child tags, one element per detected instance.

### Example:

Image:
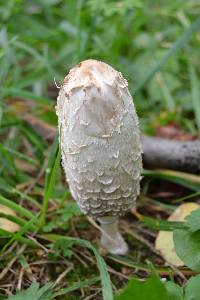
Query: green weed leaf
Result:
<box><xmin>8</xmin><ymin>282</ymin><xmax>54</xmax><ymax>300</ymax></box>
<box><xmin>174</xmin><ymin>229</ymin><xmax>200</xmax><ymax>272</ymax></box>
<box><xmin>185</xmin><ymin>208</ymin><xmax>200</xmax><ymax>233</ymax></box>
<box><xmin>165</xmin><ymin>282</ymin><xmax>183</xmax><ymax>300</ymax></box>
<box><xmin>115</xmin><ymin>270</ymin><xmax>176</xmax><ymax>300</ymax></box>
<box><xmin>43</xmin><ymin>202</ymin><xmax>81</xmax><ymax>232</ymax></box>
<box><xmin>184</xmin><ymin>274</ymin><xmax>200</xmax><ymax>300</ymax></box>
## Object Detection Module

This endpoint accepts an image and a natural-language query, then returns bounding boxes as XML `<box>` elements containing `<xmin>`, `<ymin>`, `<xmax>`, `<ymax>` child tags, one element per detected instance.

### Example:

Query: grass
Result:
<box><xmin>0</xmin><ymin>0</ymin><xmax>200</xmax><ymax>299</ymax></box>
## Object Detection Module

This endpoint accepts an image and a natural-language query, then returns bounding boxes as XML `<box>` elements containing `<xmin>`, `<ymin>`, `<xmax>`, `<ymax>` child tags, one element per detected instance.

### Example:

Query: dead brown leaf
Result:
<box><xmin>24</xmin><ymin>114</ymin><xmax>57</xmax><ymax>141</ymax></box>
<box><xmin>155</xmin><ymin>124</ymin><xmax>196</xmax><ymax>141</ymax></box>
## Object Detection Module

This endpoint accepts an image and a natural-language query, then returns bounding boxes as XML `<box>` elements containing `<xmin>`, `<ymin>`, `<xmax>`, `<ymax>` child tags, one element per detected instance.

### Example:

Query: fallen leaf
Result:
<box><xmin>155</xmin><ymin>202</ymin><xmax>199</xmax><ymax>266</ymax></box>
<box><xmin>15</xmin><ymin>158</ymin><xmax>37</xmax><ymax>173</ymax></box>
<box><xmin>155</xmin><ymin>124</ymin><xmax>196</xmax><ymax>141</ymax></box>
<box><xmin>0</xmin><ymin>205</ymin><xmax>20</xmax><ymax>232</ymax></box>
<box><xmin>24</xmin><ymin>114</ymin><xmax>57</xmax><ymax>141</ymax></box>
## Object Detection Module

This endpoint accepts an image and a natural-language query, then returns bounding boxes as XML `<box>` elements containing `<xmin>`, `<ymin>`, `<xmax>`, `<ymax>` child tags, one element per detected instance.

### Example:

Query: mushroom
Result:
<box><xmin>56</xmin><ymin>59</ymin><xmax>142</xmax><ymax>255</ymax></box>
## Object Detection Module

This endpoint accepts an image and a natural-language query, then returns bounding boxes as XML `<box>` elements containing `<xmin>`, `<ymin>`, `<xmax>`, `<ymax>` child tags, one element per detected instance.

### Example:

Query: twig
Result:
<box><xmin>0</xmin><ymin>245</ymin><xmax>26</xmax><ymax>281</ymax></box>
<box><xmin>52</xmin><ymin>265</ymin><xmax>73</xmax><ymax>288</ymax></box>
<box><xmin>17</xmin><ymin>268</ymin><xmax>24</xmax><ymax>290</ymax></box>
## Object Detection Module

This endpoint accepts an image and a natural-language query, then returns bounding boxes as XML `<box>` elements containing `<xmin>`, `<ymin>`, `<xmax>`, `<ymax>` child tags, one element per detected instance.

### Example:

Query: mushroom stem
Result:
<box><xmin>98</xmin><ymin>216</ymin><xmax>129</xmax><ymax>255</ymax></box>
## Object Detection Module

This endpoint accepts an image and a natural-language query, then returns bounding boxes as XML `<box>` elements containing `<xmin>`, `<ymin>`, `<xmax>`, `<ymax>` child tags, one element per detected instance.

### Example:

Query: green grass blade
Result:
<box><xmin>0</xmin><ymin>177</ymin><xmax>40</xmax><ymax>208</ymax></box>
<box><xmin>189</xmin><ymin>64</ymin><xmax>200</xmax><ymax>132</ymax></box>
<box><xmin>75</xmin><ymin>0</ymin><xmax>83</xmax><ymax>63</ymax></box>
<box><xmin>135</xmin><ymin>16</ymin><xmax>200</xmax><ymax>93</ymax></box>
<box><xmin>11</xmin><ymin>188</ymin><xmax>41</xmax><ymax>208</ymax></box>
<box><xmin>41</xmin><ymin>234</ymin><xmax>114</xmax><ymax>300</ymax></box>
<box><xmin>174</xmin><ymin>191</ymin><xmax>200</xmax><ymax>203</ymax></box>
<box><xmin>107</xmin><ymin>255</ymin><xmax>188</xmax><ymax>275</ymax></box>
<box><xmin>139</xmin><ymin>215</ymin><xmax>186</xmax><ymax>231</ymax></box>
<box><xmin>0</xmin><ymin>195</ymin><xmax>35</xmax><ymax>219</ymax></box>
<box><xmin>1</xmin><ymin>215</ymin><xmax>38</xmax><ymax>254</ymax></box>
<box><xmin>52</xmin><ymin>276</ymin><xmax>100</xmax><ymax>297</ymax></box>
<box><xmin>45</xmin><ymin>135</ymin><xmax>59</xmax><ymax>187</ymax></box>
<box><xmin>39</xmin><ymin>137</ymin><xmax>60</xmax><ymax>227</ymax></box>
<box><xmin>0</xmin><ymin>228</ymin><xmax>13</xmax><ymax>238</ymax></box>
<box><xmin>0</xmin><ymin>213</ymin><xmax>27</xmax><ymax>228</ymax></box>
<box><xmin>1</xmin><ymin>88</ymin><xmax>53</xmax><ymax>105</ymax></box>
<box><xmin>12</xmin><ymin>40</ymin><xmax>56</xmax><ymax>77</ymax></box>
<box><xmin>1</xmin><ymin>145</ymin><xmax>38</xmax><ymax>165</ymax></box>
<box><xmin>20</xmin><ymin>126</ymin><xmax>45</xmax><ymax>162</ymax></box>
<box><xmin>156</xmin><ymin>73</ymin><xmax>175</xmax><ymax>111</ymax></box>
<box><xmin>143</xmin><ymin>169</ymin><xmax>200</xmax><ymax>191</ymax></box>
<box><xmin>0</xmin><ymin>143</ymin><xmax>19</xmax><ymax>179</ymax></box>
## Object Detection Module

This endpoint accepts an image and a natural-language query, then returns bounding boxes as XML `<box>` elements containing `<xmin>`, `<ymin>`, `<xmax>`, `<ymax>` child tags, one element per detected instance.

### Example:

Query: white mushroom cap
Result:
<box><xmin>57</xmin><ymin>59</ymin><xmax>142</xmax><ymax>217</ymax></box>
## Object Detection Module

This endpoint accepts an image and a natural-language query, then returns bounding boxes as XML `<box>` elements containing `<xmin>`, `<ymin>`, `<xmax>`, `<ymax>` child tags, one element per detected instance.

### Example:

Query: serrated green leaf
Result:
<box><xmin>115</xmin><ymin>270</ymin><xmax>175</xmax><ymax>300</ymax></box>
<box><xmin>43</xmin><ymin>202</ymin><xmax>81</xmax><ymax>232</ymax></box>
<box><xmin>8</xmin><ymin>282</ymin><xmax>54</xmax><ymax>300</ymax></box>
<box><xmin>165</xmin><ymin>282</ymin><xmax>183</xmax><ymax>300</ymax></box>
<box><xmin>185</xmin><ymin>208</ymin><xmax>200</xmax><ymax>233</ymax></box>
<box><xmin>184</xmin><ymin>274</ymin><xmax>200</xmax><ymax>300</ymax></box>
<box><xmin>174</xmin><ymin>229</ymin><xmax>200</xmax><ymax>272</ymax></box>
<box><xmin>51</xmin><ymin>239</ymin><xmax>75</xmax><ymax>258</ymax></box>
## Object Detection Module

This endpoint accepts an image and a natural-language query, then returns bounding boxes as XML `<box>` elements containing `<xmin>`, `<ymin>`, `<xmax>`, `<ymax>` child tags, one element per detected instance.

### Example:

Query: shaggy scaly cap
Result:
<box><xmin>56</xmin><ymin>59</ymin><xmax>142</xmax><ymax>217</ymax></box>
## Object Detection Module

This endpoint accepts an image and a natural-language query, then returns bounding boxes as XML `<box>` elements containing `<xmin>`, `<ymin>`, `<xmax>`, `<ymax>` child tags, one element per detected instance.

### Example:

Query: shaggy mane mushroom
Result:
<box><xmin>56</xmin><ymin>59</ymin><xmax>142</xmax><ymax>255</ymax></box>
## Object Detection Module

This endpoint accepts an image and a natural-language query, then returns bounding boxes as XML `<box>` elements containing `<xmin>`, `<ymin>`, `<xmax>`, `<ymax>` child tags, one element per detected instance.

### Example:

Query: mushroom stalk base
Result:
<box><xmin>98</xmin><ymin>216</ymin><xmax>128</xmax><ymax>255</ymax></box>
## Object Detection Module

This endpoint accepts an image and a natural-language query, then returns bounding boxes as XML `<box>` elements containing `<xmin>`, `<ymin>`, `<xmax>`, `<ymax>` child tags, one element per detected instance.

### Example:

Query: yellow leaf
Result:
<box><xmin>0</xmin><ymin>205</ymin><xmax>20</xmax><ymax>232</ymax></box>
